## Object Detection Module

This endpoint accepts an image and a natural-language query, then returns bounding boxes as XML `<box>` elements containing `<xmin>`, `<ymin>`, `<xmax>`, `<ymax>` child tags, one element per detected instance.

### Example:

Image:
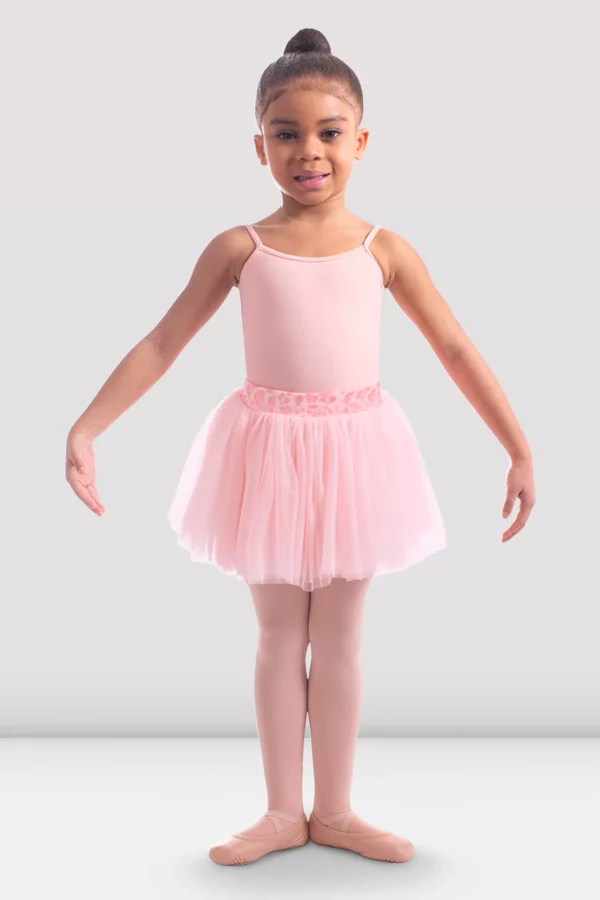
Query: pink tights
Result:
<box><xmin>237</xmin><ymin>576</ymin><xmax>374</xmax><ymax>838</ymax></box>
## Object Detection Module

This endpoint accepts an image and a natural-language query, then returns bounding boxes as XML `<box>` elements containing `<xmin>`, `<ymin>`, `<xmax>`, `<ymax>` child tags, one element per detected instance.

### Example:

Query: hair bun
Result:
<box><xmin>284</xmin><ymin>28</ymin><xmax>331</xmax><ymax>55</ymax></box>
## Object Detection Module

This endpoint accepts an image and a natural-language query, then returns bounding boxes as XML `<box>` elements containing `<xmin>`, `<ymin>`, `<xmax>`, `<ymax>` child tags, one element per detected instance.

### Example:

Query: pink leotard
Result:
<box><xmin>238</xmin><ymin>224</ymin><xmax>384</xmax><ymax>394</ymax></box>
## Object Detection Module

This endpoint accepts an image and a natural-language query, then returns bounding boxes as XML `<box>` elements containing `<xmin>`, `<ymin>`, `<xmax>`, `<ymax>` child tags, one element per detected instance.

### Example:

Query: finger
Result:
<box><xmin>502</xmin><ymin>519</ymin><xmax>524</xmax><ymax>540</ymax></box>
<box><xmin>71</xmin><ymin>481</ymin><xmax>99</xmax><ymax>512</ymax></box>
<box><xmin>502</xmin><ymin>494</ymin><xmax>517</xmax><ymax>518</ymax></box>
<box><xmin>87</xmin><ymin>482</ymin><xmax>105</xmax><ymax>512</ymax></box>
<box><xmin>502</xmin><ymin>508</ymin><xmax>531</xmax><ymax>541</ymax></box>
<box><xmin>502</xmin><ymin>524</ymin><xmax>523</xmax><ymax>541</ymax></box>
<box><xmin>70</xmin><ymin>479</ymin><xmax>104</xmax><ymax>514</ymax></box>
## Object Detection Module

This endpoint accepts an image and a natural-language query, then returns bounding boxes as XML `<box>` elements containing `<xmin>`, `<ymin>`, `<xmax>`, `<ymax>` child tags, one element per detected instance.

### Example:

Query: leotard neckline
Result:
<box><xmin>244</xmin><ymin>223</ymin><xmax>381</xmax><ymax>262</ymax></box>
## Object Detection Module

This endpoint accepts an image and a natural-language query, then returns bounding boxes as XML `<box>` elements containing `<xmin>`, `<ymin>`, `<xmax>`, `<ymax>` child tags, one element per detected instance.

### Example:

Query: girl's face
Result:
<box><xmin>255</xmin><ymin>81</ymin><xmax>369</xmax><ymax>205</ymax></box>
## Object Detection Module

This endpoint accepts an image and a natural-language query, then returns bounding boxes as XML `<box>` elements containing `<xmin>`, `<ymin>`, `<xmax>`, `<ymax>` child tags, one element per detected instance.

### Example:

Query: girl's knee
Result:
<box><xmin>308</xmin><ymin>626</ymin><xmax>362</xmax><ymax>665</ymax></box>
<box><xmin>258</xmin><ymin>623</ymin><xmax>310</xmax><ymax>659</ymax></box>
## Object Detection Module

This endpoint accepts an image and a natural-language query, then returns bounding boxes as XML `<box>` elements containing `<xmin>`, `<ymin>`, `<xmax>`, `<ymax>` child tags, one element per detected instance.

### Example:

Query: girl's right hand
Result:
<box><xmin>65</xmin><ymin>430</ymin><xmax>105</xmax><ymax>516</ymax></box>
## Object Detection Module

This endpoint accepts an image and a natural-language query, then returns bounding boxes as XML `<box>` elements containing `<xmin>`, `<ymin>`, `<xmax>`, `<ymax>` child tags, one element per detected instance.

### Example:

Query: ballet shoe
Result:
<box><xmin>308</xmin><ymin>809</ymin><xmax>414</xmax><ymax>863</ymax></box>
<box><xmin>208</xmin><ymin>810</ymin><xmax>309</xmax><ymax>865</ymax></box>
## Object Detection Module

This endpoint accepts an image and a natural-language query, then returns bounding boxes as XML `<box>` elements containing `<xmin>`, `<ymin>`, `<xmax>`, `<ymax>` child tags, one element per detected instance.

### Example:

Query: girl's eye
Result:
<box><xmin>276</xmin><ymin>130</ymin><xmax>342</xmax><ymax>141</ymax></box>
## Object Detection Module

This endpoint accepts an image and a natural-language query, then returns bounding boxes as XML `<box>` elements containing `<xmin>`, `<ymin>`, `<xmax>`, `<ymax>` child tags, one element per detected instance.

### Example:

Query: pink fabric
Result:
<box><xmin>240</xmin><ymin>378</ymin><xmax>382</xmax><ymax>415</ymax></box>
<box><xmin>167</xmin><ymin>223</ymin><xmax>447</xmax><ymax>590</ymax></box>
<box><xmin>238</xmin><ymin>223</ymin><xmax>384</xmax><ymax>392</ymax></box>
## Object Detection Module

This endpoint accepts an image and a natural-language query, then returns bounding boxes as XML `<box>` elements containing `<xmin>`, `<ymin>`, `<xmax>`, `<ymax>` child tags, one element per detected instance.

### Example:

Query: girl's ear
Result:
<box><xmin>254</xmin><ymin>134</ymin><xmax>267</xmax><ymax>166</ymax></box>
<box><xmin>355</xmin><ymin>128</ymin><xmax>370</xmax><ymax>159</ymax></box>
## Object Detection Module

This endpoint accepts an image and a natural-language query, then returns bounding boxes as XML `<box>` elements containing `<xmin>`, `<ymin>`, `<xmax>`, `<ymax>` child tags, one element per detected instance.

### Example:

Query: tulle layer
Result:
<box><xmin>167</xmin><ymin>381</ymin><xmax>447</xmax><ymax>591</ymax></box>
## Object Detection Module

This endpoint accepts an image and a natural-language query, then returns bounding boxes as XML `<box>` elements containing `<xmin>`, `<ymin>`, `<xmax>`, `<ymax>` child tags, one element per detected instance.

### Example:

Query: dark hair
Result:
<box><xmin>255</xmin><ymin>28</ymin><xmax>364</xmax><ymax>131</ymax></box>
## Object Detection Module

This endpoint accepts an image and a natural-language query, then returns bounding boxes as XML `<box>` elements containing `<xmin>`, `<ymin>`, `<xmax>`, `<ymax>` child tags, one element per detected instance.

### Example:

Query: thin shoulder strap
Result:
<box><xmin>363</xmin><ymin>224</ymin><xmax>381</xmax><ymax>249</ymax></box>
<box><xmin>244</xmin><ymin>224</ymin><xmax>262</xmax><ymax>249</ymax></box>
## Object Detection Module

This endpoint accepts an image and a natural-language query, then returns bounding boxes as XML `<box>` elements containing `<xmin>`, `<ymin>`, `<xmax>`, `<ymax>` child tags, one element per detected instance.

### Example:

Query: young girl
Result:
<box><xmin>65</xmin><ymin>28</ymin><xmax>535</xmax><ymax>865</ymax></box>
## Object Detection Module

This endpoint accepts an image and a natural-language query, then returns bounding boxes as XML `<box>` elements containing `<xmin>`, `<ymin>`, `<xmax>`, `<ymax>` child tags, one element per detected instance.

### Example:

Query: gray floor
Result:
<box><xmin>1</xmin><ymin>737</ymin><xmax>598</xmax><ymax>898</ymax></box>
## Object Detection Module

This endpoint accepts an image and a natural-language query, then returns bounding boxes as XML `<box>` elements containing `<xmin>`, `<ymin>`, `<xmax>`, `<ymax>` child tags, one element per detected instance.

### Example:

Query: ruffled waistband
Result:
<box><xmin>239</xmin><ymin>379</ymin><xmax>383</xmax><ymax>416</ymax></box>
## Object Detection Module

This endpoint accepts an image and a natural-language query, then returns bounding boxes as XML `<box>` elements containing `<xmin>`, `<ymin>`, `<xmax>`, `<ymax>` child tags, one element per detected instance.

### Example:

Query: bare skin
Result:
<box><xmin>66</xmin><ymin>77</ymin><xmax>534</xmax><ymax>542</ymax></box>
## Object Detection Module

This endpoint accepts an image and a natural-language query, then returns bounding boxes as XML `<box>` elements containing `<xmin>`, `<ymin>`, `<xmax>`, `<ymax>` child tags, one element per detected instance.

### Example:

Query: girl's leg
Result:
<box><xmin>308</xmin><ymin>576</ymin><xmax>395</xmax><ymax>835</ymax></box>
<box><xmin>227</xmin><ymin>581</ymin><xmax>310</xmax><ymax>837</ymax></box>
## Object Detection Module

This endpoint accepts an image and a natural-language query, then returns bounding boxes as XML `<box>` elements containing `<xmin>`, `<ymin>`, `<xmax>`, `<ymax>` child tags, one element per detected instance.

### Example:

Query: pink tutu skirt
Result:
<box><xmin>167</xmin><ymin>378</ymin><xmax>447</xmax><ymax>591</ymax></box>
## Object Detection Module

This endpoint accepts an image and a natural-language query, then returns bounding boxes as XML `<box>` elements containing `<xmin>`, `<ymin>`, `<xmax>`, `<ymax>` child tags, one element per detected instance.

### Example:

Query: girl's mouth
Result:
<box><xmin>293</xmin><ymin>173</ymin><xmax>330</xmax><ymax>188</ymax></box>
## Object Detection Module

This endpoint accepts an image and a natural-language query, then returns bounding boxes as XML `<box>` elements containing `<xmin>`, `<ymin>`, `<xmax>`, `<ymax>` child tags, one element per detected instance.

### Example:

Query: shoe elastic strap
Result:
<box><xmin>317</xmin><ymin>809</ymin><xmax>353</xmax><ymax>832</ymax></box>
<box><xmin>264</xmin><ymin>810</ymin><xmax>303</xmax><ymax>832</ymax></box>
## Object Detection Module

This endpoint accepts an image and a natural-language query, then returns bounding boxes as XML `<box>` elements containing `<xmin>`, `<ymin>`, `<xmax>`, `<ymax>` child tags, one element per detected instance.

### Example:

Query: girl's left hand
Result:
<box><xmin>501</xmin><ymin>455</ymin><xmax>535</xmax><ymax>541</ymax></box>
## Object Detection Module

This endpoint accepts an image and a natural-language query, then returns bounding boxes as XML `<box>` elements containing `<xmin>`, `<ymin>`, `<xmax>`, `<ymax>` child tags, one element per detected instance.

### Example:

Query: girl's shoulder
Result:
<box><xmin>195</xmin><ymin>226</ymin><xmax>257</xmax><ymax>288</ymax></box>
<box><xmin>369</xmin><ymin>227</ymin><xmax>426</xmax><ymax>291</ymax></box>
<box><xmin>220</xmin><ymin>225</ymin><xmax>263</xmax><ymax>287</ymax></box>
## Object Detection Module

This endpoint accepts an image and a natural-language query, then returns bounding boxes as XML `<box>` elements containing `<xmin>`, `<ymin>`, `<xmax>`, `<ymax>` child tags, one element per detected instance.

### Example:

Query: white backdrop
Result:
<box><xmin>1</xmin><ymin>0</ymin><xmax>598</xmax><ymax>735</ymax></box>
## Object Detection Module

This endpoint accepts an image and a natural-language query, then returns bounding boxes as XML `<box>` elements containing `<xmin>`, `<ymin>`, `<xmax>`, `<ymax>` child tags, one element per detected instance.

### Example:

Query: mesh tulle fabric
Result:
<box><xmin>167</xmin><ymin>382</ymin><xmax>447</xmax><ymax>591</ymax></box>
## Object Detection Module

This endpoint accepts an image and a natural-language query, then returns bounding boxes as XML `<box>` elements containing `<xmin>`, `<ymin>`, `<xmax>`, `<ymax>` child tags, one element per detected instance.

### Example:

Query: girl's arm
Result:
<box><xmin>379</xmin><ymin>229</ymin><xmax>535</xmax><ymax>541</ymax></box>
<box><xmin>66</xmin><ymin>227</ymin><xmax>241</xmax><ymax>515</ymax></box>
